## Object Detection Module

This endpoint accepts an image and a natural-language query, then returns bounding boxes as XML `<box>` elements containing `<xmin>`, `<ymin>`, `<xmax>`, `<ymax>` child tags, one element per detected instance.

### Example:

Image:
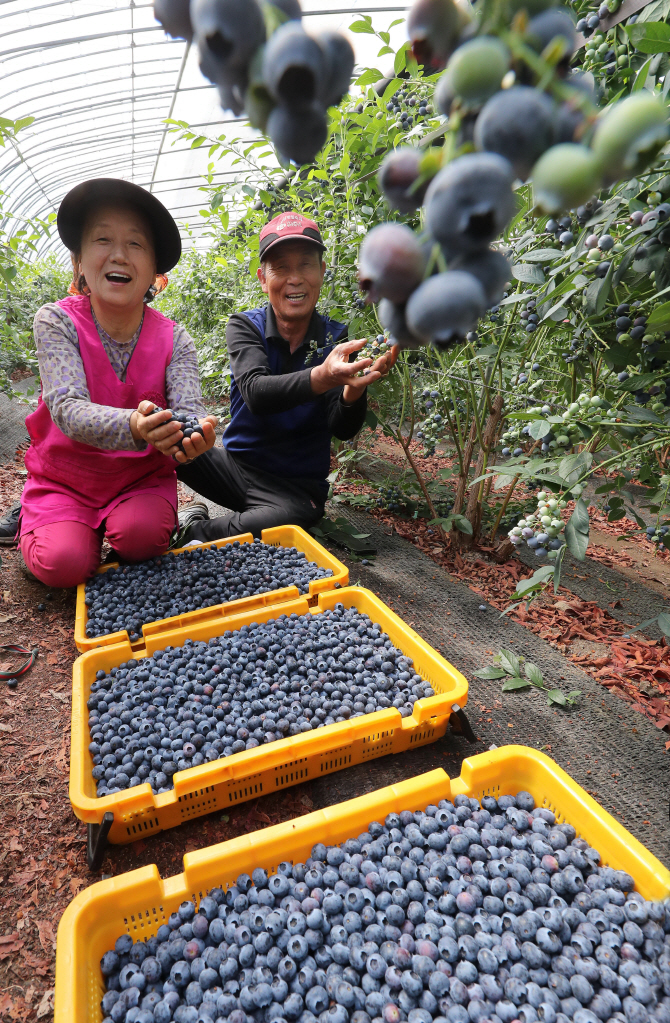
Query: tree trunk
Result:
<box><xmin>491</xmin><ymin>537</ymin><xmax>516</xmax><ymax>563</ymax></box>
<box><xmin>461</xmin><ymin>393</ymin><xmax>505</xmax><ymax>545</ymax></box>
<box><xmin>451</xmin><ymin>417</ymin><xmax>478</xmax><ymax>517</ymax></box>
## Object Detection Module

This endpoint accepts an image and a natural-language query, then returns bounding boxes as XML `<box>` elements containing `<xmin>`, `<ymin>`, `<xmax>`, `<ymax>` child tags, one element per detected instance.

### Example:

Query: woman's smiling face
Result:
<box><xmin>78</xmin><ymin>205</ymin><xmax>157</xmax><ymax>310</ymax></box>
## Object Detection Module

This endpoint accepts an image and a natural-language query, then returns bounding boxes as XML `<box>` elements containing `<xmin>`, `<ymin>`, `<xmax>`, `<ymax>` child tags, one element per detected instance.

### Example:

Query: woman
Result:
<box><xmin>20</xmin><ymin>178</ymin><xmax>217</xmax><ymax>588</ymax></box>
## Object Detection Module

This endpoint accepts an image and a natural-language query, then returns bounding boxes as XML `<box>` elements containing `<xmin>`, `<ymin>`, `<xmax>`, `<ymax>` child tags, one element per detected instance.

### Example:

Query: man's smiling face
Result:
<box><xmin>257</xmin><ymin>241</ymin><xmax>325</xmax><ymax>327</ymax></box>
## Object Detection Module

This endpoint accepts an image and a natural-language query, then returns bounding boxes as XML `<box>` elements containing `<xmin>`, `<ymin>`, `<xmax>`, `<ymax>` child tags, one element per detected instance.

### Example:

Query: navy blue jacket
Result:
<box><xmin>223</xmin><ymin>304</ymin><xmax>367</xmax><ymax>483</ymax></box>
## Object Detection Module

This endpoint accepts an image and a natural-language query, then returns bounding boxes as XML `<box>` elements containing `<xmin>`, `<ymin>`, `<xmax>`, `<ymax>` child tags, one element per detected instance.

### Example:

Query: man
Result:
<box><xmin>171</xmin><ymin>210</ymin><xmax>396</xmax><ymax>543</ymax></box>
<box><xmin>0</xmin><ymin>211</ymin><xmax>394</xmax><ymax>548</ymax></box>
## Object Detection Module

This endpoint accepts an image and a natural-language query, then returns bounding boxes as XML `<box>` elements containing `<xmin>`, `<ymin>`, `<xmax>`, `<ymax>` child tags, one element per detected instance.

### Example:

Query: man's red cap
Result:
<box><xmin>259</xmin><ymin>211</ymin><xmax>325</xmax><ymax>260</ymax></box>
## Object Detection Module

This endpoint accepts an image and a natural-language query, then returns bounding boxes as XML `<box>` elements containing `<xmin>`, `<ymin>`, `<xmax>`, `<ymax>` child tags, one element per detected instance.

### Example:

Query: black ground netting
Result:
<box><xmin>310</xmin><ymin>507</ymin><xmax>670</xmax><ymax>867</ymax></box>
<box><xmin>0</xmin><ymin>386</ymin><xmax>31</xmax><ymax>463</ymax></box>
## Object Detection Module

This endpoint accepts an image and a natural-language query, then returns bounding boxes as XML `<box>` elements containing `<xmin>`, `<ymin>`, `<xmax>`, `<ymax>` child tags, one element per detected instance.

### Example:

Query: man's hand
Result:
<box><xmin>310</xmin><ymin>339</ymin><xmax>399</xmax><ymax>404</ymax></box>
<box><xmin>130</xmin><ymin>401</ymin><xmax>218</xmax><ymax>462</ymax></box>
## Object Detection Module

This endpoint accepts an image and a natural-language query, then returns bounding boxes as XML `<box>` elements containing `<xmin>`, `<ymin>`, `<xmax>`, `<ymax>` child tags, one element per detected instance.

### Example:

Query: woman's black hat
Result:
<box><xmin>57</xmin><ymin>178</ymin><xmax>182</xmax><ymax>274</ymax></box>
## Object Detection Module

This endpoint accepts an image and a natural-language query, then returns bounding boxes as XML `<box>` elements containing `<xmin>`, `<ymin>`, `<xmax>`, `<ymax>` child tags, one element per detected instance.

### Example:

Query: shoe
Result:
<box><xmin>0</xmin><ymin>501</ymin><xmax>21</xmax><ymax>546</ymax></box>
<box><xmin>171</xmin><ymin>502</ymin><xmax>210</xmax><ymax>549</ymax></box>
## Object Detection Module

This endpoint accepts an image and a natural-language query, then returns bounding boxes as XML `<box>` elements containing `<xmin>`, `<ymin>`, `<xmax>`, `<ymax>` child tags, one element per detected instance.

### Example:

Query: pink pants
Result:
<box><xmin>20</xmin><ymin>494</ymin><xmax>175</xmax><ymax>588</ymax></box>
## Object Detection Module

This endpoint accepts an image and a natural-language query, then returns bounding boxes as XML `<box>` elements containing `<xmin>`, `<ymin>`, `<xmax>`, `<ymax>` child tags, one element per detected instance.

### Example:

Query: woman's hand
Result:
<box><xmin>310</xmin><ymin>339</ymin><xmax>399</xmax><ymax>404</ymax></box>
<box><xmin>130</xmin><ymin>401</ymin><xmax>218</xmax><ymax>462</ymax></box>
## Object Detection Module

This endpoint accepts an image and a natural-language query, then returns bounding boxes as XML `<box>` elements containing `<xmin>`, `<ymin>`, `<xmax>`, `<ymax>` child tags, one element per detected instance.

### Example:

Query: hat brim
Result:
<box><xmin>260</xmin><ymin>234</ymin><xmax>326</xmax><ymax>260</ymax></box>
<box><xmin>57</xmin><ymin>178</ymin><xmax>182</xmax><ymax>274</ymax></box>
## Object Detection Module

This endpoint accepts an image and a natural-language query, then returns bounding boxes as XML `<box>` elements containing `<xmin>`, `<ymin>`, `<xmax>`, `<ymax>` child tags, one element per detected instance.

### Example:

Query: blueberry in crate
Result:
<box><xmin>96</xmin><ymin>787</ymin><xmax>670</xmax><ymax>1023</ymax></box>
<box><xmin>87</xmin><ymin>602</ymin><xmax>436</xmax><ymax>797</ymax></box>
<box><xmin>83</xmin><ymin>539</ymin><xmax>333</xmax><ymax>640</ymax></box>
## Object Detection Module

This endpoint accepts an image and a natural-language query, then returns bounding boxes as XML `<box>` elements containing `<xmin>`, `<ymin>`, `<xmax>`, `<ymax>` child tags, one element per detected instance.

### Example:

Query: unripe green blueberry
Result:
<box><xmin>591</xmin><ymin>93</ymin><xmax>669</xmax><ymax>184</ymax></box>
<box><xmin>531</xmin><ymin>144</ymin><xmax>603</xmax><ymax>214</ymax></box>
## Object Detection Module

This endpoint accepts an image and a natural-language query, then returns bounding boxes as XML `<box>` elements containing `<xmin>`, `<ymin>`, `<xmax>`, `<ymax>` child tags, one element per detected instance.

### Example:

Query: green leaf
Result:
<box><xmin>364</xmin><ymin>409</ymin><xmax>378</xmax><ymax>431</ymax></box>
<box><xmin>512</xmin><ymin>263</ymin><xmax>546</xmax><ymax>284</ymax></box>
<box><xmin>524</xmin><ymin>662</ymin><xmax>544</xmax><ymax>686</ymax></box>
<box><xmin>658</xmin><ymin>612</ymin><xmax>670</xmax><ymax>638</ymax></box>
<box><xmin>584</xmin><ymin>260</ymin><xmax>614</xmax><ymax>316</ymax></box>
<box><xmin>529</xmin><ymin>419</ymin><xmax>553</xmax><ymax>440</ymax></box>
<box><xmin>394</xmin><ymin>43</ymin><xmax>409</xmax><ymax>74</ymax></box>
<box><xmin>618</xmin><ymin>372</ymin><xmax>660</xmax><ymax>392</ymax></box>
<box><xmin>558</xmin><ymin>450</ymin><xmax>592</xmax><ymax>484</ymax></box>
<box><xmin>626</xmin><ymin>21</ymin><xmax>670</xmax><ymax>52</ymax></box>
<box><xmin>647</xmin><ymin>300</ymin><xmax>670</xmax><ymax>330</ymax></box>
<box><xmin>633</xmin><ymin>56</ymin><xmax>653</xmax><ymax>90</ymax></box>
<box><xmin>349</xmin><ymin>17</ymin><xmax>375</xmax><ymax>33</ymax></box>
<box><xmin>546</xmin><ymin>689</ymin><xmax>568</xmax><ymax>706</ymax></box>
<box><xmin>452</xmin><ymin>514</ymin><xmax>473</xmax><ymax>536</ymax></box>
<box><xmin>521</xmin><ymin>248</ymin><xmax>563</xmax><ymax>262</ymax></box>
<box><xmin>473</xmin><ymin>666</ymin><xmax>507</xmax><ymax>679</ymax></box>
<box><xmin>565</xmin><ymin>498</ymin><xmax>590</xmax><ymax>561</ymax></box>
<box><xmin>499</xmin><ymin>649</ymin><xmax>521</xmax><ymax>676</ymax></box>
<box><xmin>623</xmin><ymin>404</ymin><xmax>664</xmax><ymax>423</ymax></box>
<box><xmin>355</xmin><ymin>68</ymin><xmax>383</xmax><ymax>86</ymax></box>
<box><xmin>502</xmin><ymin>677</ymin><xmax>532</xmax><ymax>691</ymax></box>
<box><xmin>614</xmin><ymin>246</ymin><xmax>637</xmax><ymax>286</ymax></box>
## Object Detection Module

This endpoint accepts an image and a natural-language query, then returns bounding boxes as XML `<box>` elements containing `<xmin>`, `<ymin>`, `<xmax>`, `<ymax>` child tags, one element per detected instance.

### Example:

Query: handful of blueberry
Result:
<box><xmin>87</xmin><ymin>603</ymin><xmax>436</xmax><ymax>797</ymax></box>
<box><xmin>97</xmin><ymin>788</ymin><xmax>670</xmax><ymax>1023</ymax></box>
<box><xmin>152</xmin><ymin>407</ymin><xmax>205</xmax><ymax>454</ymax></box>
<box><xmin>84</xmin><ymin>541</ymin><xmax>333</xmax><ymax>640</ymax></box>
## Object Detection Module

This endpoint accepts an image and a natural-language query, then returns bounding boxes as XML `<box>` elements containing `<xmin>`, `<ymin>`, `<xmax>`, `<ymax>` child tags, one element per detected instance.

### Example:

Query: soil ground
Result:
<box><xmin>0</xmin><ymin>428</ymin><xmax>669</xmax><ymax>1021</ymax></box>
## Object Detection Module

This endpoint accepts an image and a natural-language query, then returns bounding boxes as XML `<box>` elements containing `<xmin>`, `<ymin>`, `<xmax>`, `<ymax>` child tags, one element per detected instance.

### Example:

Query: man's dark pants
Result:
<box><xmin>176</xmin><ymin>445</ymin><xmax>326</xmax><ymax>541</ymax></box>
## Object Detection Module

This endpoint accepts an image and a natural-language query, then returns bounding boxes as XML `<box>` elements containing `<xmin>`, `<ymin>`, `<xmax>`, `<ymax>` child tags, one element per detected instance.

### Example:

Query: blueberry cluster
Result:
<box><xmin>87</xmin><ymin>605</ymin><xmax>435</xmax><ymax>797</ymax></box>
<box><xmin>155</xmin><ymin>0</ymin><xmax>354</xmax><ymax>166</ymax></box>
<box><xmin>153</xmin><ymin>408</ymin><xmax>204</xmax><ymax>453</ymax></box>
<box><xmin>645</xmin><ymin>525</ymin><xmax>669</xmax><ymax>551</ymax></box>
<box><xmin>386</xmin><ymin>88</ymin><xmax>434</xmax><ymax>132</ymax></box>
<box><xmin>84</xmin><ymin>542</ymin><xmax>333</xmax><ymax>641</ymax></box>
<box><xmin>97</xmin><ymin>788</ymin><xmax>670</xmax><ymax>1023</ymax></box>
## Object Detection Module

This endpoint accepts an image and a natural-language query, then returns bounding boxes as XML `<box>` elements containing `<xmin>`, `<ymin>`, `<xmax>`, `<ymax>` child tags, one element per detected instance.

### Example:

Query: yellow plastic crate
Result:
<box><xmin>55</xmin><ymin>745</ymin><xmax>670</xmax><ymax>1023</ymax></box>
<box><xmin>74</xmin><ymin>524</ymin><xmax>349</xmax><ymax>653</ymax></box>
<box><xmin>70</xmin><ymin>586</ymin><xmax>469</xmax><ymax>846</ymax></box>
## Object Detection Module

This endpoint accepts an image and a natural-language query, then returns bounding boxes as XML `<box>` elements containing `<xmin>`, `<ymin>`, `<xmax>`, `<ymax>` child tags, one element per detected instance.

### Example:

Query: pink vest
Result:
<box><xmin>21</xmin><ymin>295</ymin><xmax>178</xmax><ymax>535</ymax></box>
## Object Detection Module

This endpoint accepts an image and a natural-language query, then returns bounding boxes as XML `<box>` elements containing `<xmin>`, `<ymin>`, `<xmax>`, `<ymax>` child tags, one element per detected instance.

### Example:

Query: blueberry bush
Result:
<box><xmin>158</xmin><ymin>0</ymin><xmax>670</xmax><ymax>592</ymax></box>
<box><xmin>0</xmin><ymin>115</ymin><xmax>62</xmax><ymax>395</ymax></box>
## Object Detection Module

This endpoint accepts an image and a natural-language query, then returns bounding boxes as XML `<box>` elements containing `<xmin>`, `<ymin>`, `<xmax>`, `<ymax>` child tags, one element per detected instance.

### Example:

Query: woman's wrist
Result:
<box><xmin>129</xmin><ymin>410</ymin><xmax>139</xmax><ymax>441</ymax></box>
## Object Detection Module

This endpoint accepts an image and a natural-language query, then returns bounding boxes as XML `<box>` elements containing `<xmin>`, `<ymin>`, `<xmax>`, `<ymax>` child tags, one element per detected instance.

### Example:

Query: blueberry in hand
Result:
<box><xmin>474</xmin><ymin>86</ymin><xmax>555</xmax><ymax>181</ymax></box>
<box><xmin>425</xmin><ymin>153</ymin><xmax>516</xmax><ymax>257</ymax></box>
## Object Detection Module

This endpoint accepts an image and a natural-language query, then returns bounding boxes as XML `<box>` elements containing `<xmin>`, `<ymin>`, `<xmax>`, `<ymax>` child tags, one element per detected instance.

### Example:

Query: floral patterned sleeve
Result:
<box><xmin>166</xmin><ymin>324</ymin><xmax>206</xmax><ymax>421</ymax></box>
<box><xmin>34</xmin><ymin>304</ymin><xmax>206</xmax><ymax>451</ymax></box>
